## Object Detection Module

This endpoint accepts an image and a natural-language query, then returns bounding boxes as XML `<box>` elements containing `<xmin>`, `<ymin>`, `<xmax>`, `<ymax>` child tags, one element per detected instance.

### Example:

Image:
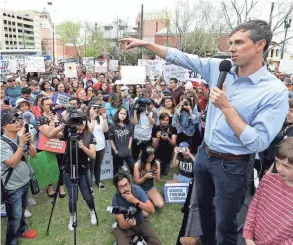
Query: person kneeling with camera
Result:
<box><xmin>48</xmin><ymin>112</ymin><xmax>97</xmax><ymax>231</ymax></box>
<box><xmin>167</xmin><ymin>142</ymin><xmax>195</xmax><ymax>184</ymax></box>
<box><xmin>111</xmin><ymin>172</ymin><xmax>162</xmax><ymax>245</ymax></box>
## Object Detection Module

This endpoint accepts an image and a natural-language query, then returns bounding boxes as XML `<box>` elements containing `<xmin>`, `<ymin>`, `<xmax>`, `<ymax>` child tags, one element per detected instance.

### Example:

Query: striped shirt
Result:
<box><xmin>243</xmin><ymin>174</ymin><xmax>293</xmax><ymax>245</ymax></box>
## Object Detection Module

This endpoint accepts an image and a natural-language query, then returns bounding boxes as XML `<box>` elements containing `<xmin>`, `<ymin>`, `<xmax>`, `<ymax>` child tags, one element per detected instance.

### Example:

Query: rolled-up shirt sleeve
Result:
<box><xmin>239</xmin><ymin>89</ymin><xmax>289</xmax><ymax>152</ymax></box>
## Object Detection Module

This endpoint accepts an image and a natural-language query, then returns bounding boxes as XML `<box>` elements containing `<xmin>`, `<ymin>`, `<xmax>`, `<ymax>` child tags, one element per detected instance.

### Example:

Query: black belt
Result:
<box><xmin>203</xmin><ymin>143</ymin><xmax>248</xmax><ymax>161</ymax></box>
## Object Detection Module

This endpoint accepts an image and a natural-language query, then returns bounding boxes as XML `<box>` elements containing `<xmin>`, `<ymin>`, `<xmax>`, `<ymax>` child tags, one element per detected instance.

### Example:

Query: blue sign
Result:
<box><xmin>43</xmin><ymin>55</ymin><xmax>51</xmax><ymax>61</ymax></box>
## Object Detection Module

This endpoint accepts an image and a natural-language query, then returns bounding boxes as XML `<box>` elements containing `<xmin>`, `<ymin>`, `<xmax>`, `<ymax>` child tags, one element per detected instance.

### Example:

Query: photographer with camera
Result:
<box><xmin>1</xmin><ymin>112</ymin><xmax>38</xmax><ymax>244</ymax></box>
<box><xmin>172</xmin><ymin>96</ymin><xmax>199</xmax><ymax>147</ymax></box>
<box><xmin>48</xmin><ymin>112</ymin><xmax>98</xmax><ymax>231</ymax></box>
<box><xmin>167</xmin><ymin>142</ymin><xmax>195</xmax><ymax>184</ymax></box>
<box><xmin>111</xmin><ymin>172</ymin><xmax>161</xmax><ymax>245</ymax></box>
<box><xmin>131</xmin><ymin>97</ymin><xmax>157</xmax><ymax>161</ymax></box>
<box><xmin>152</xmin><ymin>113</ymin><xmax>177</xmax><ymax>176</ymax></box>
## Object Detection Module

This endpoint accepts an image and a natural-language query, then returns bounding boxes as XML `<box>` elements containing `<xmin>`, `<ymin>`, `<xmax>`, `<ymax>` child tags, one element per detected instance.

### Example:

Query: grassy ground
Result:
<box><xmin>1</xmin><ymin>172</ymin><xmax>184</xmax><ymax>245</ymax></box>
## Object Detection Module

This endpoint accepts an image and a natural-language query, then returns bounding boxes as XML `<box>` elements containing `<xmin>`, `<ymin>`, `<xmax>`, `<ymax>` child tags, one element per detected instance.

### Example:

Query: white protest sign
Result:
<box><xmin>109</xmin><ymin>60</ymin><xmax>119</xmax><ymax>71</ymax></box>
<box><xmin>82</xmin><ymin>57</ymin><xmax>94</xmax><ymax>72</ymax></box>
<box><xmin>64</xmin><ymin>63</ymin><xmax>77</xmax><ymax>78</ymax></box>
<box><xmin>164</xmin><ymin>183</ymin><xmax>189</xmax><ymax>204</ymax></box>
<box><xmin>163</xmin><ymin>64</ymin><xmax>189</xmax><ymax>83</ymax></box>
<box><xmin>25</xmin><ymin>56</ymin><xmax>45</xmax><ymax>72</ymax></box>
<box><xmin>100</xmin><ymin>141</ymin><xmax>114</xmax><ymax>180</ymax></box>
<box><xmin>2</xmin><ymin>54</ymin><xmax>24</xmax><ymax>60</ymax></box>
<box><xmin>95</xmin><ymin>59</ymin><xmax>108</xmax><ymax>73</ymax></box>
<box><xmin>279</xmin><ymin>60</ymin><xmax>293</xmax><ymax>74</ymax></box>
<box><xmin>121</xmin><ymin>66</ymin><xmax>146</xmax><ymax>85</ymax></box>
<box><xmin>138</xmin><ymin>59</ymin><xmax>164</xmax><ymax>79</ymax></box>
<box><xmin>0</xmin><ymin>60</ymin><xmax>12</xmax><ymax>75</ymax></box>
<box><xmin>55</xmin><ymin>93</ymin><xmax>70</xmax><ymax>105</ymax></box>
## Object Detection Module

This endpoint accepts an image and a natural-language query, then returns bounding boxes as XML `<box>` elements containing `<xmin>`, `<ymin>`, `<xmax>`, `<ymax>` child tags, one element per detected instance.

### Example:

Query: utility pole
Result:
<box><xmin>85</xmin><ymin>29</ymin><xmax>87</xmax><ymax>57</ymax></box>
<box><xmin>140</xmin><ymin>4</ymin><xmax>144</xmax><ymax>59</ymax></box>
<box><xmin>281</xmin><ymin>18</ymin><xmax>292</xmax><ymax>59</ymax></box>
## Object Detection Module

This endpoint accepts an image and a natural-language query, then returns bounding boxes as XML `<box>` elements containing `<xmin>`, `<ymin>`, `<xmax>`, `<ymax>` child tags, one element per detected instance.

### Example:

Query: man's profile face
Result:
<box><xmin>229</xmin><ymin>30</ymin><xmax>265</xmax><ymax>67</ymax></box>
<box><xmin>169</xmin><ymin>80</ymin><xmax>176</xmax><ymax>89</ymax></box>
<box><xmin>117</xmin><ymin>178</ymin><xmax>131</xmax><ymax>195</ymax></box>
<box><xmin>287</xmin><ymin>108</ymin><xmax>293</xmax><ymax>124</ymax></box>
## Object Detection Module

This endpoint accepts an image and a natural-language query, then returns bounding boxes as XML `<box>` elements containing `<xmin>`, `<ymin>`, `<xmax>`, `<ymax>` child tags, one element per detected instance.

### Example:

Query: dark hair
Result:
<box><xmin>289</xmin><ymin>99</ymin><xmax>293</xmax><ymax>109</ymax></box>
<box><xmin>170</xmin><ymin>78</ymin><xmax>178</xmax><ymax>84</ymax></box>
<box><xmin>85</xmin><ymin>86</ymin><xmax>96</xmax><ymax>94</ymax></box>
<box><xmin>180</xmin><ymin>95</ymin><xmax>194</xmax><ymax>108</ymax></box>
<box><xmin>113</xmin><ymin>172</ymin><xmax>131</xmax><ymax>189</ymax></box>
<box><xmin>55</xmin><ymin>82</ymin><xmax>66</xmax><ymax>92</ymax></box>
<box><xmin>69</xmin><ymin>96</ymin><xmax>81</xmax><ymax>106</ymax></box>
<box><xmin>159</xmin><ymin>112</ymin><xmax>170</xmax><ymax>121</ymax></box>
<box><xmin>113</xmin><ymin>106</ymin><xmax>130</xmax><ymax>124</ymax></box>
<box><xmin>40</xmin><ymin>97</ymin><xmax>51</xmax><ymax>113</ymax></box>
<box><xmin>140</xmin><ymin>146</ymin><xmax>158</xmax><ymax>172</ymax></box>
<box><xmin>34</xmin><ymin>94</ymin><xmax>46</xmax><ymax>106</ymax></box>
<box><xmin>52</xmin><ymin>76</ymin><xmax>60</xmax><ymax>83</ymax></box>
<box><xmin>110</xmin><ymin>93</ymin><xmax>122</xmax><ymax>107</ymax></box>
<box><xmin>162</xmin><ymin>97</ymin><xmax>175</xmax><ymax>114</ymax></box>
<box><xmin>22</xmin><ymin>87</ymin><xmax>31</xmax><ymax>94</ymax></box>
<box><xmin>40</xmin><ymin>80</ymin><xmax>51</xmax><ymax>91</ymax></box>
<box><xmin>99</xmin><ymin>82</ymin><xmax>110</xmax><ymax>93</ymax></box>
<box><xmin>276</xmin><ymin>138</ymin><xmax>293</xmax><ymax>164</ymax></box>
<box><xmin>230</xmin><ymin>19</ymin><xmax>272</xmax><ymax>52</ymax></box>
<box><xmin>99</xmin><ymin>73</ymin><xmax>105</xmax><ymax>78</ymax></box>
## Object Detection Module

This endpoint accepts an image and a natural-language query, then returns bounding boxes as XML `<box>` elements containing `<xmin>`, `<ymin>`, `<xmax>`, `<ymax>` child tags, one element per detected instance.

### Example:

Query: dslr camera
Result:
<box><xmin>160</xmin><ymin>126</ymin><xmax>169</xmax><ymax>137</ymax></box>
<box><xmin>178</xmin><ymin>147</ymin><xmax>187</xmax><ymax>153</ymax></box>
<box><xmin>107</xmin><ymin>206</ymin><xmax>138</xmax><ymax>220</ymax></box>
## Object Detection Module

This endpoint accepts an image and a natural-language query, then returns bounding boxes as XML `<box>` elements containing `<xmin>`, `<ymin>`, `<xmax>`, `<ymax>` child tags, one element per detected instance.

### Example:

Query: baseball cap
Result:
<box><xmin>6</xmin><ymin>75</ymin><xmax>14</xmax><ymax>81</ymax></box>
<box><xmin>88</xmin><ymin>101</ymin><xmax>101</xmax><ymax>108</ymax></box>
<box><xmin>179</xmin><ymin>142</ymin><xmax>189</xmax><ymax>148</ymax></box>
<box><xmin>14</xmin><ymin>98</ymin><xmax>31</xmax><ymax>108</ymax></box>
<box><xmin>1</xmin><ymin>112</ymin><xmax>20</xmax><ymax>127</ymax></box>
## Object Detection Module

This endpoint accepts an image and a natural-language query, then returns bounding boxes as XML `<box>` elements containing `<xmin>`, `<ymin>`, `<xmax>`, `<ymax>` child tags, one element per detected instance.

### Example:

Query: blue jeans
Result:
<box><xmin>4</xmin><ymin>183</ymin><xmax>29</xmax><ymax>245</ymax></box>
<box><xmin>113</xmin><ymin>153</ymin><xmax>134</xmax><ymax>176</ymax></box>
<box><xmin>194</xmin><ymin>144</ymin><xmax>248</xmax><ymax>245</ymax></box>
<box><xmin>63</xmin><ymin>170</ymin><xmax>94</xmax><ymax>214</ymax></box>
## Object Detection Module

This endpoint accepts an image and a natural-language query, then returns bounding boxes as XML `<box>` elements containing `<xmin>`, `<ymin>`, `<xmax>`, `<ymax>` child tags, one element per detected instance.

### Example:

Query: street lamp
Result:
<box><xmin>281</xmin><ymin>17</ymin><xmax>292</xmax><ymax>59</ymax></box>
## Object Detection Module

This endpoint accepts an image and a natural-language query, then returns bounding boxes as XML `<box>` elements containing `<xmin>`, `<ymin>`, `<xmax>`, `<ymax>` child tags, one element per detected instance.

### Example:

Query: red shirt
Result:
<box><xmin>32</xmin><ymin>106</ymin><xmax>41</xmax><ymax>118</ymax></box>
<box><xmin>243</xmin><ymin>174</ymin><xmax>293</xmax><ymax>245</ymax></box>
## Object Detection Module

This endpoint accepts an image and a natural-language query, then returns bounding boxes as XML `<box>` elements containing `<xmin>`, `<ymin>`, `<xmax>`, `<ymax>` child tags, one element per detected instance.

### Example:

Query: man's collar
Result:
<box><xmin>230</xmin><ymin>63</ymin><xmax>268</xmax><ymax>85</ymax></box>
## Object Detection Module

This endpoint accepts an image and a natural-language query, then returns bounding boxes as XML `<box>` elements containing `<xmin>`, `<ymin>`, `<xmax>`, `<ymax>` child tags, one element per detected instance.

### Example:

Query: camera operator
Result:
<box><xmin>152</xmin><ymin>113</ymin><xmax>177</xmax><ymax>176</ymax></box>
<box><xmin>48</xmin><ymin>112</ymin><xmax>97</xmax><ymax>231</ymax></box>
<box><xmin>167</xmin><ymin>142</ymin><xmax>195</xmax><ymax>184</ymax></box>
<box><xmin>111</xmin><ymin>172</ymin><xmax>161</xmax><ymax>245</ymax></box>
<box><xmin>131</xmin><ymin>98</ymin><xmax>157</xmax><ymax>161</ymax></box>
<box><xmin>61</xmin><ymin>97</ymin><xmax>82</xmax><ymax>121</ymax></box>
<box><xmin>1</xmin><ymin>112</ymin><xmax>38</xmax><ymax>244</ymax></box>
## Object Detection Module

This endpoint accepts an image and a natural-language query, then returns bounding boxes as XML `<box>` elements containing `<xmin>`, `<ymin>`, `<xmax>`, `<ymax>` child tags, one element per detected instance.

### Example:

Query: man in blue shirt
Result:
<box><xmin>121</xmin><ymin>19</ymin><xmax>288</xmax><ymax>245</ymax></box>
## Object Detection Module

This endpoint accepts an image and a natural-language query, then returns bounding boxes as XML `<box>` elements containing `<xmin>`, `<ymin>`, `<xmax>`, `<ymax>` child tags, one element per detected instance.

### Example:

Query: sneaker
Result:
<box><xmin>121</xmin><ymin>165</ymin><xmax>128</xmax><ymax>172</ymax></box>
<box><xmin>98</xmin><ymin>183</ymin><xmax>105</xmax><ymax>191</ymax></box>
<box><xmin>180</xmin><ymin>236</ymin><xmax>199</xmax><ymax>245</ymax></box>
<box><xmin>28</xmin><ymin>197</ymin><xmax>36</xmax><ymax>206</ymax></box>
<box><xmin>90</xmin><ymin>210</ymin><xmax>97</xmax><ymax>225</ymax></box>
<box><xmin>68</xmin><ymin>216</ymin><xmax>75</xmax><ymax>232</ymax></box>
<box><xmin>1</xmin><ymin>204</ymin><xmax>7</xmax><ymax>217</ymax></box>
<box><xmin>24</xmin><ymin>209</ymin><xmax>32</xmax><ymax>218</ymax></box>
<box><xmin>20</xmin><ymin>228</ymin><xmax>37</xmax><ymax>239</ymax></box>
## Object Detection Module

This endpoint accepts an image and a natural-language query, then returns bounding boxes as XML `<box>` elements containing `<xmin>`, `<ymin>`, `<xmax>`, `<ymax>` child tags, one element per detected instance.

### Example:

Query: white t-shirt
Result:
<box><xmin>89</xmin><ymin>116</ymin><xmax>106</xmax><ymax>151</ymax></box>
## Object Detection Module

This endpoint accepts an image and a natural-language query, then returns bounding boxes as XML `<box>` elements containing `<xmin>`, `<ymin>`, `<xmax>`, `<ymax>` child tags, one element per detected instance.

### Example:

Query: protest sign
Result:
<box><xmin>82</xmin><ymin>57</ymin><xmax>94</xmax><ymax>72</ymax></box>
<box><xmin>279</xmin><ymin>60</ymin><xmax>293</xmax><ymax>74</ymax></box>
<box><xmin>163</xmin><ymin>64</ymin><xmax>190</xmax><ymax>83</ymax></box>
<box><xmin>109</xmin><ymin>60</ymin><xmax>119</xmax><ymax>71</ymax></box>
<box><xmin>25</xmin><ymin>56</ymin><xmax>45</xmax><ymax>72</ymax></box>
<box><xmin>64</xmin><ymin>57</ymin><xmax>79</xmax><ymax>63</ymax></box>
<box><xmin>64</xmin><ymin>63</ymin><xmax>77</xmax><ymax>78</ymax></box>
<box><xmin>100</xmin><ymin>141</ymin><xmax>114</xmax><ymax>180</ymax></box>
<box><xmin>138</xmin><ymin>59</ymin><xmax>164</xmax><ymax>79</ymax></box>
<box><xmin>53</xmin><ymin>92</ymin><xmax>71</xmax><ymax>105</ymax></box>
<box><xmin>0</xmin><ymin>60</ymin><xmax>12</xmax><ymax>75</ymax></box>
<box><xmin>29</xmin><ymin>151</ymin><xmax>59</xmax><ymax>189</ymax></box>
<box><xmin>95</xmin><ymin>59</ymin><xmax>108</xmax><ymax>73</ymax></box>
<box><xmin>37</xmin><ymin>134</ymin><xmax>67</xmax><ymax>153</ymax></box>
<box><xmin>121</xmin><ymin>66</ymin><xmax>146</xmax><ymax>85</ymax></box>
<box><xmin>164</xmin><ymin>183</ymin><xmax>190</xmax><ymax>204</ymax></box>
<box><xmin>2</xmin><ymin>54</ymin><xmax>24</xmax><ymax>60</ymax></box>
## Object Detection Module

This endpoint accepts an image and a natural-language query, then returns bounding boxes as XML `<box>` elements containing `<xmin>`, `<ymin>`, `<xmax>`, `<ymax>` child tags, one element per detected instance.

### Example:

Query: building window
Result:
<box><xmin>276</xmin><ymin>49</ymin><xmax>279</xmax><ymax>57</ymax></box>
<box><xmin>119</xmin><ymin>25</ymin><xmax>127</xmax><ymax>31</ymax></box>
<box><xmin>104</xmin><ymin>26</ymin><xmax>113</xmax><ymax>31</ymax></box>
<box><xmin>4</xmin><ymin>20</ymin><xmax>7</xmax><ymax>24</ymax></box>
<box><xmin>3</xmin><ymin>13</ymin><xmax>6</xmax><ymax>16</ymax></box>
<box><xmin>270</xmin><ymin>49</ymin><xmax>274</xmax><ymax>57</ymax></box>
<box><xmin>156</xmin><ymin>21</ymin><xmax>158</xmax><ymax>32</ymax></box>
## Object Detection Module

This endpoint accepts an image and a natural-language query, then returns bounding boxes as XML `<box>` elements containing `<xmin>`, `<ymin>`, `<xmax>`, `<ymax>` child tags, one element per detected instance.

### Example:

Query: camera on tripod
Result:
<box><xmin>107</xmin><ymin>206</ymin><xmax>138</xmax><ymax>219</ymax></box>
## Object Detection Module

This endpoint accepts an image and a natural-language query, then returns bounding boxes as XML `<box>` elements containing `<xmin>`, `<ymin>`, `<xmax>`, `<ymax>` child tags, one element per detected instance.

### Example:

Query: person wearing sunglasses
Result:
<box><xmin>1</xmin><ymin>112</ymin><xmax>38</xmax><ymax>244</ymax></box>
<box><xmin>5</xmin><ymin>75</ymin><xmax>22</xmax><ymax>99</ymax></box>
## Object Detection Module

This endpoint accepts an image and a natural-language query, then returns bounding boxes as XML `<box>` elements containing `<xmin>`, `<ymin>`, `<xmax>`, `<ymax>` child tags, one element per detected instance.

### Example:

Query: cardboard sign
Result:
<box><xmin>0</xmin><ymin>60</ymin><xmax>12</xmax><ymax>75</ymax></box>
<box><xmin>95</xmin><ymin>59</ymin><xmax>108</xmax><ymax>73</ymax></box>
<box><xmin>163</xmin><ymin>64</ymin><xmax>190</xmax><ymax>83</ymax></box>
<box><xmin>164</xmin><ymin>183</ymin><xmax>189</xmax><ymax>204</ymax></box>
<box><xmin>37</xmin><ymin>134</ymin><xmax>67</xmax><ymax>153</ymax></box>
<box><xmin>121</xmin><ymin>66</ymin><xmax>146</xmax><ymax>85</ymax></box>
<box><xmin>100</xmin><ymin>140</ymin><xmax>114</xmax><ymax>181</ymax></box>
<box><xmin>25</xmin><ymin>56</ymin><xmax>45</xmax><ymax>72</ymax></box>
<box><xmin>53</xmin><ymin>92</ymin><xmax>71</xmax><ymax>105</ymax></box>
<box><xmin>29</xmin><ymin>151</ymin><xmax>59</xmax><ymax>189</ymax></box>
<box><xmin>82</xmin><ymin>57</ymin><xmax>94</xmax><ymax>72</ymax></box>
<box><xmin>64</xmin><ymin>63</ymin><xmax>77</xmax><ymax>78</ymax></box>
<box><xmin>109</xmin><ymin>60</ymin><xmax>119</xmax><ymax>71</ymax></box>
<box><xmin>138</xmin><ymin>59</ymin><xmax>164</xmax><ymax>79</ymax></box>
<box><xmin>279</xmin><ymin>60</ymin><xmax>293</xmax><ymax>74</ymax></box>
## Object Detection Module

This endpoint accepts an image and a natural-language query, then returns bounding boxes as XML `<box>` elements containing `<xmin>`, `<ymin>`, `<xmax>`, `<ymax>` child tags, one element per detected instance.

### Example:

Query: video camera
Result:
<box><xmin>64</xmin><ymin>105</ymin><xmax>84</xmax><ymax>128</ymax></box>
<box><xmin>107</xmin><ymin>206</ymin><xmax>138</xmax><ymax>220</ymax></box>
<box><xmin>135</xmin><ymin>97</ymin><xmax>152</xmax><ymax>113</ymax></box>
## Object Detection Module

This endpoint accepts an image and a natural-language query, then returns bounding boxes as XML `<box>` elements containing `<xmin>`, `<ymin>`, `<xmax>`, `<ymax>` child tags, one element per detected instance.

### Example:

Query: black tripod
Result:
<box><xmin>46</xmin><ymin>133</ymin><xmax>99</xmax><ymax>245</ymax></box>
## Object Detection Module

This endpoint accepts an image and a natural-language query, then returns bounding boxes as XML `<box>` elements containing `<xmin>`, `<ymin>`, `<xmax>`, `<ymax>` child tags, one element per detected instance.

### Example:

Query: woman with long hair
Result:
<box><xmin>71</xmin><ymin>79</ymin><xmax>79</xmax><ymax>93</ymax></box>
<box><xmin>108</xmin><ymin>107</ymin><xmax>134</xmax><ymax>175</ymax></box>
<box><xmin>52</xmin><ymin>82</ymin><xmax>70</xmax><ymax>114</ymax></box>
<box><xmin>133</xmin><ymin>146</ymin><xmax>164</xmax><ymax>210</ymax></box>
<box><xmin>158</xmin><ymin>97</ymin><xmax>176</xmax><ymax>125</ymax></box>
<box><xmin>87</xmin><ymin>102</ymin><xmax>109</xmax><ymax>189</ymax></box>
<box><xmin>48</xmin><ymin>112</ymin><xmax>97</xmax><ymax>231</ymax></box>
<box><xmin>133</xmin><ymin>84</ymin><xmax>142</xmax><ymax>101</ymax></box>
<box><xmin>51</xmin><ymin>76</ymin><xmax>60</xmax><ymax>90</ymax></box>
<box><xmin>32</xmin><ymin>94</ymin><xmax>46</xmax><ymax>118</ymax></box>
<box><xmin>85</xmin><ymin>87</ymin><xmax>96</xmax><ymax>102</ymax></box>
<box><xmin>151</xmin><ymin>88</ymin><xmax>163</xmax><ymax>110</ymax></box>
<box><xmin>99</xmin><ymin>82</ymin><xmax>110</xmax><ymax>102</ymax></box>
<box><xmin>106</xmin><ymin>93</ymin><xmax>122</xmax><ymax>125</ymax></box>
<box><xmin>41</xmin><ymin>80</ymin><xmax>54</xmax><ymax>97</ymax></box>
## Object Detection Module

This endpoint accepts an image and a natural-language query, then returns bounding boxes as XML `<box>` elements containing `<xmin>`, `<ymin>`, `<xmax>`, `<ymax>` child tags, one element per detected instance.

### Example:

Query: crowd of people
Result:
<box><xmin>1</xmin><ymin>19</ymin><xmax>293</xmax><ymax>245</ymax></box>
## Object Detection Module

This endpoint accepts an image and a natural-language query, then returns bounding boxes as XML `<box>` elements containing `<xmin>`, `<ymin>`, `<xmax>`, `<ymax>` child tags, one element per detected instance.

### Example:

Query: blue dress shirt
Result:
<box><xmin>166</xmin><ymin>48</ymin><xmax>288</xmax><ymax>155</ymax></box>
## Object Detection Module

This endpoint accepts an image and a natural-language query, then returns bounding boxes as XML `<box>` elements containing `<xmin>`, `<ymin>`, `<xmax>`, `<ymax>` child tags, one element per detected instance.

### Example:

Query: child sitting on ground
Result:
<box><xmin>243</xmin><ymin>137</ymin><xmax>293</xmax><ymax>245</ymax></box>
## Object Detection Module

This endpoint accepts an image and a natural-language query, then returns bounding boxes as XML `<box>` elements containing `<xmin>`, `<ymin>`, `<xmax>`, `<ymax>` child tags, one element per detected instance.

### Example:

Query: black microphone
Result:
<box><xmin>217</xmin><ymin>60</ymin><xmax>232</xmax><ymax>90</ymax></box>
